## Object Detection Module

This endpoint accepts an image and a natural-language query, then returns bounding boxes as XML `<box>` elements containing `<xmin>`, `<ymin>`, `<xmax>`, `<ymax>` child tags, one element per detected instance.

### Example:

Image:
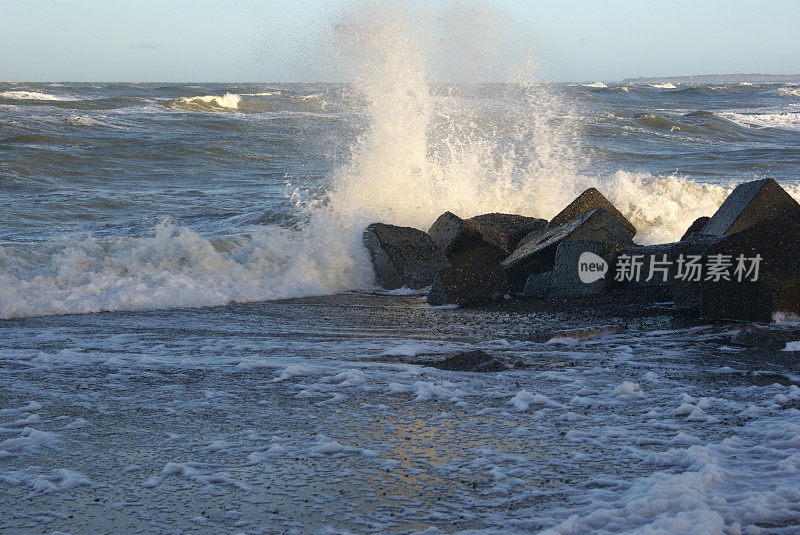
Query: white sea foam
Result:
<box><xmin>583</xmin><ymin>82</ymin><xmax>607</xmax><ymax>88</ymax></box>
<box><xmin>0</xmin><ymin>220</ymin><xmax>371</xmax><ymax>318</ymax></box>
<box><xmin>0</xmin><ymin>90</ymin><xmax>72</xmax><ymax>101</ymax></box>
<box><xmin>0</xmin><ymin>8</ymin><xmax>785</xmax><ymax>319</ymax></box>
<box><xmin>720</xmin><ymin>104</ymin><xmax>800</xmax><ymax>131</ymax></box>
<box><xmin>174</xmin><ymin>93</ymin><xmax>241</xmax><ymax>110</ymax></box>
<box><xmin>241</xmin><ymin>91</ymin><xmax>279</xmax><ymax>96</ymax></box>
<box><xmin>650</xmin><ymin>83</ymin><xmax>677</xmax><ymax>89</ymax></box>
<box><xmin>778</xmin><ymin>86</ymin><xmax>800</xmax><ymax>97</ymax></box>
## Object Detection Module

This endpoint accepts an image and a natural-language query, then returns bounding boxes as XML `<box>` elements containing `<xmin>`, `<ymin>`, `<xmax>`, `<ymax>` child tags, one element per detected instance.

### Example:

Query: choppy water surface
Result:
<box><xmin>3</xmin><ymin>14</ymin><xmax>800</xmax><ymax>534</ymax></box>
<box><xmin>1</xmin><ymin>78</ymin><xmax>799</xmax><ymax>318</ymax></box>
<box><xmin>1</xmin><ymin>296</ymin><xmax>799</xmax><ymax>533</ymax></box>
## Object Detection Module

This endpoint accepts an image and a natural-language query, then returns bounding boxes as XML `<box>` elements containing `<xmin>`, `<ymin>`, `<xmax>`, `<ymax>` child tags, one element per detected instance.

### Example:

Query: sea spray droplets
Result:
<box><xmin>324</xmin><ymin>2</ymin><xmax>582</xmax><ymax>230</ymax></box>
<box><xmin>0</xmin><ymin>5</ymin><xmax>790</xmax><ymax>318</ymax></box>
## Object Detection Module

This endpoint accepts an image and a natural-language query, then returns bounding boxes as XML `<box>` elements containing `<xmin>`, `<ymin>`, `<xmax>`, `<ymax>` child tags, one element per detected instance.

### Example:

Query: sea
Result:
<box><xmin>2</xmin><ymin>48</ymin><xmax>800</xmax><ymax>534</ymax></box>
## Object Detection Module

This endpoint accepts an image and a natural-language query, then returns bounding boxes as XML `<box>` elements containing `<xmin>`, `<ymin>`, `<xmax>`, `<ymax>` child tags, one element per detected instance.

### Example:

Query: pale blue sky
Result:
<box><xmin>1</xmin><ymin>0</ymin><xmax>798</xmax><ymax>82</ymax></box>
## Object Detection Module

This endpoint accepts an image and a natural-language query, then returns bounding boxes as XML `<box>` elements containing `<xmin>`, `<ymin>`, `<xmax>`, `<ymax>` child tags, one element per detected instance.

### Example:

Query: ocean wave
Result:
<box><xmin>583</xmin><ymin>82</ymin><xmax>607</xmax><ymax>88</ymax></box>
<box><xmin>172</xmin><ymin>93</ymin><xmax>242</xmax><ymax>111</ymax></box>
<box><xmin>719</xmin><ymin>105</ymin><xmax>800</xmax><ymax>131</ymax></box>
<box><xmin>0</xmin><ymin>170</ymin><xmax>751</xmax><ymax>319</ymax></box>
<box><xmin>778</xmin><ymin>87</ymin><xmax>800</xmax><ymax>97</ymax></box>
<box><xmin>0</xmin><ymin>220</ymin><xmax>372</xmax><ymax>319</ymax></box>
<box><xmin>167</xmin><ymin>92</ymin><xmax>336</xmax><ymax>113</ymax></box>
<box><xmin>649</xmin><ymin>83</ymin><xmax>677</xmax><ymax>89</ymax></box>
<box><xmin>241</xmin><ymin>91</ymin><xmax>280</xmax><ymax>97</ymax></box>
<box><xmin>634</xmin><ymin>113</ymin><xmax>681</xmax><ymax>130</ymax></box>
<box><xmin>65</xmin><ymin>115</ymin><xmax>121</xmax><ymax>128</ymax></box>
<box><xmin>4</xmin><ymin>10</ymin><xmax>798</xmax><ymax>320</ymax></box>
<box><xmin>0</xmin><ymin>90</ymin><xmax>73</xmax><ymax>101</ymax></box>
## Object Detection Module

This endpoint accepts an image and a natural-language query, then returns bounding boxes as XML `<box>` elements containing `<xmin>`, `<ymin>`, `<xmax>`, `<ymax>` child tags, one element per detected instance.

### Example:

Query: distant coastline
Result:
<box><xmin>620</xmin><ymin>73</ymin><xmax>800</xmax><ymax>84</ymax></box>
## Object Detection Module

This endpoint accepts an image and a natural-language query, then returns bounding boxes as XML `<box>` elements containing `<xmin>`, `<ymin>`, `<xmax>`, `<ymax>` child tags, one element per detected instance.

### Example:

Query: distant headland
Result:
<box><xmin>620</xmin><ymin>73</ymin><xmax>800</xmax><ymax>84</ymax></box>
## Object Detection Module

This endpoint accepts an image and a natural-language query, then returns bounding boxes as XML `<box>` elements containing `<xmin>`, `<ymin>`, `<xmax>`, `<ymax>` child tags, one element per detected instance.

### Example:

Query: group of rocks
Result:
<box><xmin>363</xmin><ymin>178</ymin><xmax>800</xmax><ymax>322</ymax></box>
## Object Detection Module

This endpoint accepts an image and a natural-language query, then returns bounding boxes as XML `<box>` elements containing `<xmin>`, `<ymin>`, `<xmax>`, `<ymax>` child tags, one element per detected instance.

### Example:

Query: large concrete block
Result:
<box><xmin>612</xmin><ymin>243</ymin><xmax>676</xmax><ymax>289</ymax></box>
<box><xmin>522</xmin><ymin>271</ymin><xmax>553</xmax><ymax>299</ymax></box>
<box><xmin>680</xmin><ymin>216</ymin><xmax>711</xmax><ymax>241</ymax></box>
<box><xmin>466</xmin><ymin>213</ymin><xmax>547</xmax><ymax>251</ymax></box>
<box><xmin>698</xmin><ymin>217</ymin><xmax>800</xmax><ymax>321</ymax></box>
<box><xmin>668</xmin><ymin>235</ymin><xmax>724</xmax><ymax>313</ymax></box>
<box><xmin>502</xmin><ymin>208</ymin><xmax>634</xmax><ymax>291</ymax></box>
<box><xmin>427</xmin><ymin>263</ymin><xmax>509</xmax><ymax>307</ymax></box>
<box><xmin>701</xmin><ymin>178</ymin><xmax>800</xmax><ymax>236</ymax></box>
<box><xmin>363</xmin><ymin>223</ymin><xmax>449</xmax><ymax>290</ymax></box>
<box><xmin>550</xmin><ymin>240</ymin><xmax>622</xmax><ymax>297</ymax></box>
<box><xmin>548</xmin><ymin>188</ymin><xmax>637</xmax><ymax>239</ymax></box>
<box><xmin>428</xmin><ymin>212</ymin><xmax>509</xmax><ymax>266</ymax></box>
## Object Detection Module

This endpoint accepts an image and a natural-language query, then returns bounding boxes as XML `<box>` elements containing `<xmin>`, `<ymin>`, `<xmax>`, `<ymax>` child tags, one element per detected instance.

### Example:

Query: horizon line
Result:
<box><xmin>3</xmin><ymin>73</ymin><xmax>800</xmax><ymax>85</ymax></box>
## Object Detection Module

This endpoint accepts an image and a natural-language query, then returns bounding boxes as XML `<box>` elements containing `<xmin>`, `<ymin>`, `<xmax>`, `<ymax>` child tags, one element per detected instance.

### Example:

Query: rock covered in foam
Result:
<box><xmin>363</xmin><ymin>223</ymin><xmax>449</xmax><ymax>290</ymax></box>
<box><xmin>428</xmin><ymin>211</ymin><xmax>509</xmax><ymax>266</ymax></box>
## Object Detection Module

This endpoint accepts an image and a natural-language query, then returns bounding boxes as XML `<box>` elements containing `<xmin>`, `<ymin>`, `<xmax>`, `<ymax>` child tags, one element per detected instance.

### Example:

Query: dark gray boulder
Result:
<box><xmin>522</xmin><ymin>271</ymin><xmax>553</xmax><ymax>299</ymax></box>
<box><xmin>698</xmin><ymin>217</ymin><xmax>800</xmax><ymax>321</ymax></box>
<box><xmin>428</xmin><ymin>211</ymin><xmax>509</xmax><ymax>266</ymax></box>
<box><xmin>668</xmin><ymin>235</ymin><xmax>724</xmax><ymax>313</ymax></box>
<box><xmin>363</xmin><ymin>223</ymin><xmax>449</xmax><ymax>290</ymax></box>
<box><xmin>612</xmin><ymin>243</ymin><xmax>676</xmax><ymax>289</ymax></box>
<box><xmin>548</xmin><ymin>188</ymin><xmax>637</xmax><ymax>239</ymax></box>
<box><xmin>701</xmin><ymin>178</ymin><xmax>800</xmax><ymax>236</ymax></box>
<box><xmin>428</xmin><ymin>350</ymin><xmax>509</xmax><ymax>372</ymax></box>
<box><xmin>550</xmin><ymin>240</ymin><xmax>623</xmax><ymax>297</ymax></box>
<box><xmin>466</xmin><ymin>213</ymin><xmax>547</xmax><ymax>251</ymax></box>
<box><xmin>502</xmin><ymin>208</ymin><xmax>634</xmax><ymax>291</ymax></box>
<box><xmin>680</xmin><ymin>216</ymin><xmax>711</xmax><ymax>241</ymax></box>
<box><xmin>427</xmin><ymin>263</ymin><xmax>509</xmax><ymax>307</ymax></box>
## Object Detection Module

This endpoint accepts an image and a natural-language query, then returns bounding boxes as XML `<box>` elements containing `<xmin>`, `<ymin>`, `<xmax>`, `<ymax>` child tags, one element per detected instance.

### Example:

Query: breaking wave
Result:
<box><xmin>0</xmin><ymin>221</ymin><xmax>371</xmax><ymax>318</ymax></box>
<box><xmin>719</xmin><ymin>105</ymin><xmax>800</xmax><ymax>132</ymax></box>
<box><xmin>0</xmin><ymin>4</ymin><xmax>791</xmax><ymax>319</ymax></box>
<box><xmin>0</xmin><ymin>90</ymin><xmax>74</xmax><ymax>101</ymax></box>
<box><xmin>166</xmin><ymin>91</ymin><xmax>337</xmax><ymax>113</ymax></box>
<box><xmin>171</xmin><ymin>93</ymin><xmax>242</xmax><ymax>111</ymax></box>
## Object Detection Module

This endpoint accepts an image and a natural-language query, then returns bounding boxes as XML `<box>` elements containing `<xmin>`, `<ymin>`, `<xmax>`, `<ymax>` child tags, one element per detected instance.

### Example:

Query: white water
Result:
<box><xmin>0</xmin><ymin>90</ymin><xmax>73</xmax><ymax>101</ymax></box>
<box><xmin>0</xmin><ymin>4</ymin><xmax>781</xmax><ymax>319</ymax></box>
<box><xmin>174</xmin><ymin>93</ymin><xmax>242</xmax><ymax>110</ymax></box>
<box><xmin>720</xmin><ymin>103</ymin><xmax>800</xmax><ymax>132</ymax></box>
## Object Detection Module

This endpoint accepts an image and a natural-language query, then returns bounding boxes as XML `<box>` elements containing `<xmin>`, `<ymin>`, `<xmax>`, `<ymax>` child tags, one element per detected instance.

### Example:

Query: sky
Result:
<box><xmin>1</xmin><ymin>0</ymin><xmax>798</xmax><ymax>82</ymax></box>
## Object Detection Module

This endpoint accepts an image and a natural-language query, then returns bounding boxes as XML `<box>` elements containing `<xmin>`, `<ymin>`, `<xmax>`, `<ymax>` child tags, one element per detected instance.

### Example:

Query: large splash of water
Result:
<box><xmin>0</xmin><ymin>2</ymin><xmax>777</xmax><ymax>318</ymax></box>
<box><xmin>316</xmin><ymin>2</ymin><xmax>734</xmax><ymax>240</ymax></box>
